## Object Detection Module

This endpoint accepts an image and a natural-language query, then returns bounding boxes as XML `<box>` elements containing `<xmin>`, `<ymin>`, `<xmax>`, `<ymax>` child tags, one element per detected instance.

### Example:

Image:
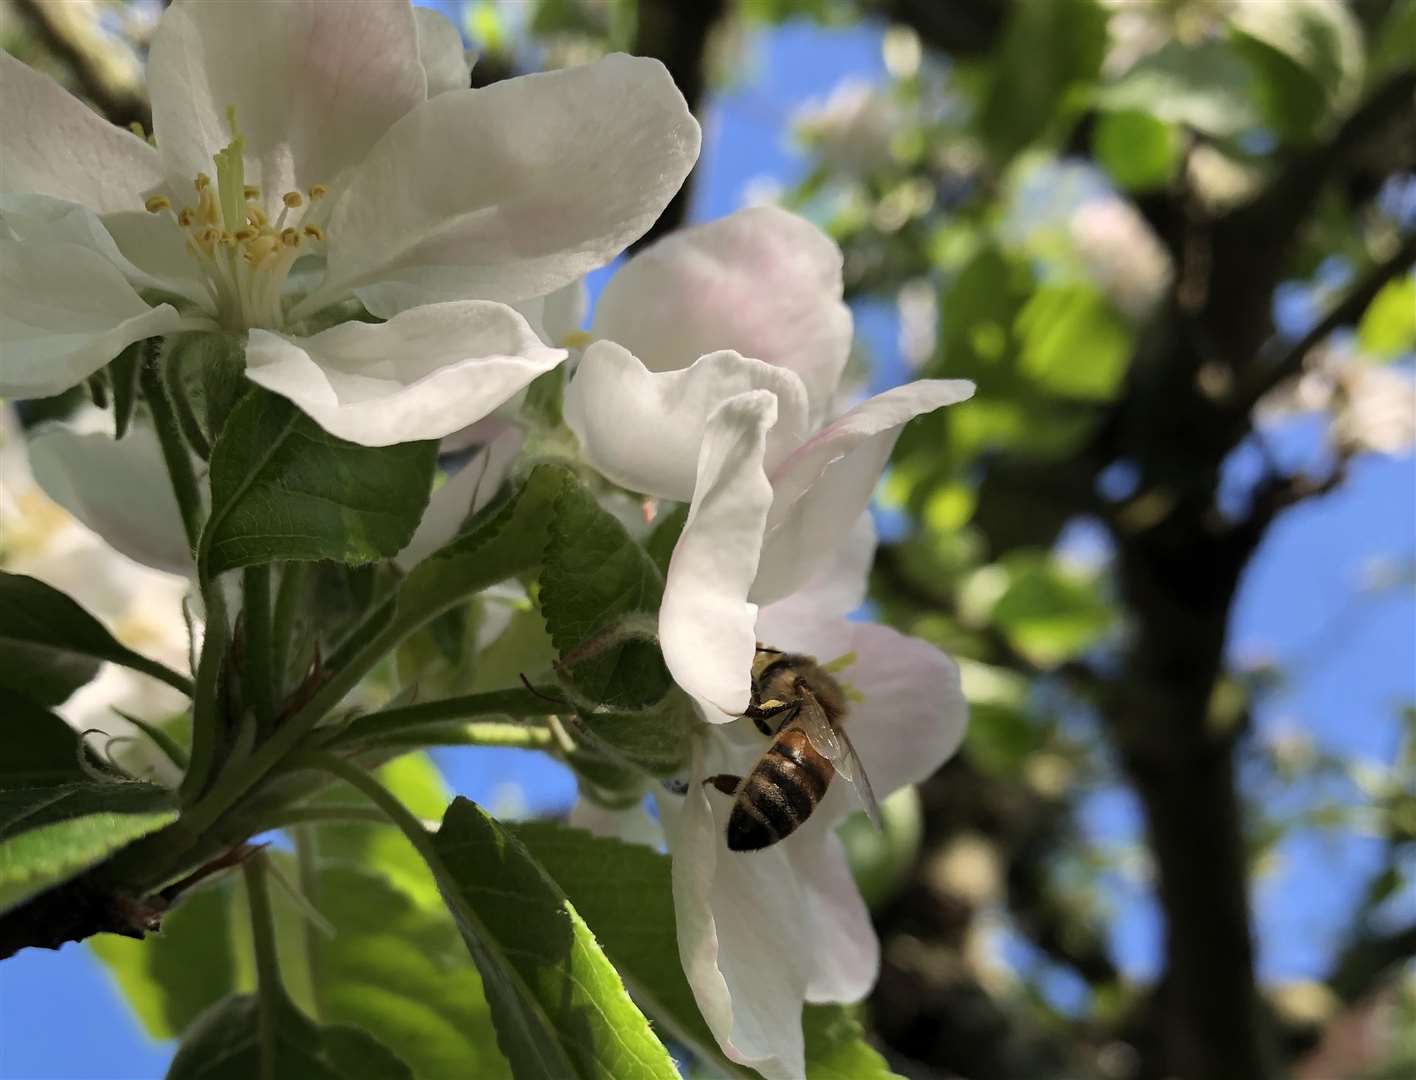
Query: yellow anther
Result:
<box><xmin>308</xmin><ymin>184</ymin><xmax>328</xmax><ymax>200</ymax></box>
<box><xmin>144</xmin><ymin>195</ymin><xmax>172</xmax><ymax>214</ymax></box>
<box><xmin>219</xmin><ymin>231</ymin><xmax>237</xmax><ymax>248</ymax></box>
<box><xmin>282</xmin><ymin>191</ymin><xmax>304</xmax><ymax>209</ymax></box>
<box><xmin>302</xmin><ymin>224</ymin><xmax>324</xmax><ymax>242</ymax></box>
<box><xmin>246</xmin><ymin>204</ymin><xmax>268</xmax><ymax>228</ymax></box>
<box><xmin>243</xmin><ymin>185</ymin><xmax>260</xmax><ymax>200</ymax></box>
<box><xmin>195</xmin><ymin>173</ymin><xmax>211</xmax><ymax>192</ymax></box>
<box><xmin>197</xmin><ymin>225</ymin><xmax>222</xmax><ymax>245</ymax></box>
<box><xmin>128</xmin><ymin>121</ymin><xmax>146</xmax><ymax>140</ymax></box>
<box><xmin>233</xmin><ymin>227</ymin><xmax>257</xmax><ymax>242</ymax></box>
<box><xmin>248</xmin><ymin>234</ymin><xmax>279</xmax><ymax>261</ymax></box>
<box><xmin>177</xmin><ymin>207</ymin><xmax>194</xmax><ymax>227</ymax></box>
<box><xmin>560</xmin><ymin>329</ymin><xmax>593</xmax><ymax>350</ymax></box>
<box><xmin>280</xmin><ymin>227</ymin><xmax>301</xmax><ymax>247</ymax></box>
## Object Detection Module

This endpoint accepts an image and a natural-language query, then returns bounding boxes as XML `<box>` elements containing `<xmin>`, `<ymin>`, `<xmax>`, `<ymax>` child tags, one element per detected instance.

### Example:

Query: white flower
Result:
<box><xmin>0</xmin><ymin>0</ymin><xmax>699</xmax><ymax>446</ymax></box>
<box><xmin>1069</xmin><ymin>196</ymin><xmax>1173</xmax><ymax>322</ymax></box>
<box><xmin>794</xmin><ymin>77</ymin><xmax>902</xmax><ymax>178</ymax></box>
<box><xmin>562</xmin><ymin>206</ymin><xmax>973</xmax><ymax>717</ymax></box>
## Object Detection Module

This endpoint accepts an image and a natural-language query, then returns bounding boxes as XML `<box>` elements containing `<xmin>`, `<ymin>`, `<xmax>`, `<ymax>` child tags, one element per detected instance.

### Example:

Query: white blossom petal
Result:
<box><xmin>245</xmin><ymin>301</ymin><xmax>566</xmax><ymax>447</ymax></box>
<box><xmin>416</xmin><ymin>6</ymin><xmax>472</xmax><ymax>96</ymax></box>
<box><xmin>568</xmin><ymin>795</ymin><xmax>663</xmax><ymax>849</ymax></box>
<box><xmin>564</xmin><ymin>342</ymin><xmax>809</xmax><ymax>502</ymax></box>
<box><xmin>754</xmin><ymin>380</ymin><xmax>975</xmax><ymax>604</ymax></box>
<box><xmin>590</xmin><ymin>206</ymin><xmax>852</xmax><ymax>425</ymax></box>
<box><xmin>748</xmin><ymin>615</ymin><xmax>967</xmax><ymax>802</ymax></box>
<box><xmin>26</xmin><ymin>424</ymin><xmax>192</xmax><ymax>575</ymax></box>
<box><xmin>670</xmin><ymin>752</ymin><xmax>810</xmax><ymax>1080</ymax></box>
<box><xmin>0</xmin><ymin>239</ymin><xmax>187</xmax><ymax>399</ymax></box>
<box><xmin>755</xmin><ymin>512</ymin><xmax>876</xmax><ymax>626</ymax></box>
<box><xmin>148</xmin><ymin>0</ymin><xmax>424</xmax><ymax>212</ymax></box>
<box><xmin>789</xmin><ymin>832</ymin><xmax>880</xmax><ymax>1003</ymax></box>
<box><xmin>0</xmin><ymin>51</ymin><xmax>162</xmax><ymax>214</ymax></box>
<box><xmin>301</xmin><ymin>55</ymin><xmax>700</xmax><ymax>319</ymax></box>
<box><xmin>395</xmin><ymin>428</ymin><xmax>522</xmax><ymax>570</ymax></box>
<box><xmin>660</xmin><ymin>391</ymin><xmax>777</xmax><ymax>718</ymax></box>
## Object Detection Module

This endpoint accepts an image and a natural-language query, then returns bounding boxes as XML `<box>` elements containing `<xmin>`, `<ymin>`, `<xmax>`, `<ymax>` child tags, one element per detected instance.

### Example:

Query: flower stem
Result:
<box><xmin>271</xmin><ymin>562</ymin><xmax>308</xmax><ymax>700</ymax></box>
<box><xmin>294</xmin><ymin>826</ymin><xmax>325</xmax><ymax>1023</ymax></box>
<box><xmin>241</xmin><ymin>853</ymin><xmax>282</xmax><ymax>1080</ymax></box>
<box><xmin>354</xmin><ymin>721</ymin><xmax>557</xmax><ymax>752</ymax></box>
<box><xmin>179</xmin><ymin>583</ymin><xmax>227</xmax><ymax>804</ymax></box>
<box><xmin>243</xmin><ymin>566</ymin><xmax>276</xmax><ymax>734</ymax></box>
<box><xmin>139</xmin><ymin>345</ymin><xmax>204</xmax><ymax>552</ymax></box>
<box><xmin>323</xmin><ymin>686</ymin><xmax>564</xmax><ymax>747</ymax></box>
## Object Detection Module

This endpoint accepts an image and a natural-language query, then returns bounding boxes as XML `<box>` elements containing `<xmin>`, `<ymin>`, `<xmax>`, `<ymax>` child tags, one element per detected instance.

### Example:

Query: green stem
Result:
<box><xmin>242</xmin><ymin>804</ymin><xmax>390</xmax><ymax>833</ymax></box>
<box><xmin>179</xmin><ymin>583</ymin><xmax>228</xmax><ymax>804</ymax></box>
<box><xmin>242</xmin><ymin>854</ymin><xmax>282</xmax><ymax>1080</ymax></box>
<box><xmin>271</xmin><ymin>562</ymin><xmax>309</xmax><ymax>700</ymax></box>
<box><xmin>324</xmin><ymin>686</ymin><xmax>563</xmax><ymax>747</ymax></box>
<box><xmin>294</xmin><ymin>827</ymin><xmax>325</xmax><ymax>1024</ymax></box>
<box><xmin>139</xmin><ymin>349</ymin><xmax>204</xmax><ymax>553</ymax></box>
<box><xmin>357</xmin><ymin>722</ymin><xmax>557</xmax><ymax>752</ymax></box>
<box><xmin>243</xmin><ymin>566</ymin><xmax>276</xmax><ymax>733</ymax></box>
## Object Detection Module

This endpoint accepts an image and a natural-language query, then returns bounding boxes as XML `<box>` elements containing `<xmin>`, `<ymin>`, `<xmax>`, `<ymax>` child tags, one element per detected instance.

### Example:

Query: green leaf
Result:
<box><xmin>1016</xmin><ymin>284</ymin><xmax>1133</xmax><ymax>401</ymax></box>
<box><xmin>0</xmin><ymin>690</ymin><xmax>86</xmax><ymax>788</ymax></box>
<box><xmin>1096</xmin><ymin>40</ymin><xmax>1259</xmax><ymax>136</ymax></box>
<box><xmin>1357</xmin><ymin>277</ymin><xmax>1416</xmax><ymax>361</ymax></box>
<box><xmin>0</xmin><ymin>781</ymin><xmax>177</xmax><ymax>913</ymax></box>
<box><xmin>430</xmin><ymin>797</ymin><xmax>679</xmax><ymax>1080</ymax></box>
<box><xmin>541</xmin><ymin>474</ymin><xmax>671</xmax><ymax>709</ymax></box>
<box><xmin>976</xmin><ymin>0</ymin><xmax>1108</xmax><ymax>163</ymax></box>
<box><xmin>166</xmin><ymin>992</ymin><xmax>412</xmax><ymax>1080</ymax></box>
<box><xmin>200</xmin><ymin>391</ymin><xmax>437</xmax><ymax>575</ymax></box>
<box><xmin>989</xmin><ymin>553</ymin><xmax>1112</xmax><ymax>667</ymax></box>
<box><xmin>1091</xmin><ymin>109</ymin><xmax>1181</xmax><ymax>192</ymax></box>
<box><xmin>1230</xmin><ymin>0</ymin><xmax>1364</xmax><ymax>140</ymax></box>
<box><xmin>0</xmin><ymin>572</ymin><xmax>188</xmax><ymax>705</ymax></box>
<box><xmin>110</xmin><ymin>341</ymin><xmax>143</xmax><ymax>440</ymax></box>
<box><xmin>514</xmin><ymin>822</ymin><xmax>901</xmax><ymax>1080</ymax></box>
<box><xmin>162</xmin><ymin>332</ymin><xmax>249</xmax><ymax>454</ymax></box>
<box><xmin>571</xmin><ymin>691</ymin><xmax>695</xmax><ymax>778</ymax></box>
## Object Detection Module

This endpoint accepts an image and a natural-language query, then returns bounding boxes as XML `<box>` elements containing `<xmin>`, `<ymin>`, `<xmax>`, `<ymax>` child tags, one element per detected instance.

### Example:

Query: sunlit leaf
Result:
<box><xmin>1357</xmin><ymin>277</ymin><xmax>1416</xmax><ymax>361</ymax></box>
<box><xmin>1097</xmin><ymin>40</ymin><xmax>1259</xmax><ymax>136</ymax></box>
<box><xmin>1091</xmin><ymin>110</ymin><xmax>1181</xmax><ymax>192</ymax></box>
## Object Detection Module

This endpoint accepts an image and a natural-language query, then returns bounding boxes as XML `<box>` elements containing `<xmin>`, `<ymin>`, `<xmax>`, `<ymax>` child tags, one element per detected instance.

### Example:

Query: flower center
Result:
<box><xmin>144</xmin><ymin>108</ymin><xmax>328</xmax><ymax>332</ymax></box>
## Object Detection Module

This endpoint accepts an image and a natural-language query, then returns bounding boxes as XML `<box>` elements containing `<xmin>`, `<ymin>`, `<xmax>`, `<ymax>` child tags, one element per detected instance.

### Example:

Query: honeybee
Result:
<box><xmin>703</xmin><ymin>646</ymin><xmax>881</xmax><ymax>852</ymax></box>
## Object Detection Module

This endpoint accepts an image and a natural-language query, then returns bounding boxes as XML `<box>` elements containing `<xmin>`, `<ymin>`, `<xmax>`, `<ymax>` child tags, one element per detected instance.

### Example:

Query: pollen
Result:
<box><xmin>308</xmin><ymin>184</ymin><xmax>328</xmax><ymax>200</ymax></box>
<box><xmin>282</xmin><ymin>191</ymin><xmax>304</xmax><ymax>209</ymax></box>
<box><xmin>195</xmin><ymin>173</ymin><xmax>211</xmax><ymax>192</ymax></box>
<box><xmin>302</xmin><ymin>224</ymin><xmax>324</xmax><ymax>242</ymax></box>
<box><xmin>144</xmin><ymin>195</ymin><xmax>172</xmax><ymax>214</ymax></box>
<box><xmin>242</xmin><ymin>185</ymin><xmax>260</xmax><ymax>200</ymax></box>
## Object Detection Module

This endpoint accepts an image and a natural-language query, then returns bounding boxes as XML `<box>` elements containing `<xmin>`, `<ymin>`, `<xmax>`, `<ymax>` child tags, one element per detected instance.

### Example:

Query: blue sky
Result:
<box><xmin>3</xmin><ymin>9</ymin><xmax>1413</xmax><ymax>1078</ymax></box>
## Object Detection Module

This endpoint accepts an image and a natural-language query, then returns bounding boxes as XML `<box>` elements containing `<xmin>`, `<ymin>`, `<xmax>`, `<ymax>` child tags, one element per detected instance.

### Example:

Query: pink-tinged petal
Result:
<box><xmin>302</xmin><ymin>55</ymin><xmax>700</xmax><ymax>319</ymax></box>
<box><xmin>660</xmin><ymin>391</ymin><xmax>777</xmax><ymax>718</ymax></box>
<box><xmin>748</xmin><ymin>615</ymin><xmax>967</xmax><ymax>801</ymax></box>
<box><xmin>591</xmin><ymin>206</ymin><xmax>852</xmax><ymax>425</ymax></box>
<box><xmin>415</xmin><ymin>6</ymin><xmax>472</xmax><ymax>97</ymax></box>
<box><xmin>0</xmin><ymin>52</ymin><xmax>162</xmax><ymax>214</ymax></box>
<box><xmin>753</xmin><ymin>512</ymin><xmax>875</xmax><ymax>627</ymax></box>
<box><xmin>670</xmin><ymin>745</ymin><xmax>810</xmax><ymax>1080</ymax></box>
<box><xmin>754</xmin><ymin>379</ymin><xmax>975</xmax><ymax>604</ymax></box>
<box><xmin>395</xmin><ymin>427</ymin><xmax>522</xmax><ymax>570</ymax></box>
<box><xmin>27</xmin><ymin>424</ymin><xmax>193</xmax><ymax>575</ymax></box>
<box><xmin>244</xmin><ymin>301</ymin><xmax>566</xmax><ymax>447</ymax></box>
<box><xmin>788</xmin><ymin>832</ymin><xmax>880</xmax><ymax>1003</ymax></box>
<box><xmin>148</xmin><ymin>0</ymin><xmax>424</xmax><ymax>213</ymax></box>
<box><xmin>564</xmin><ymin>341</ymin><xmax>809</xmax><ymax>502</ymax></box>
<box><xmin>0</xmin><ymin>240</ymin><xmax>189</xmax><ymax>399</ymax></box>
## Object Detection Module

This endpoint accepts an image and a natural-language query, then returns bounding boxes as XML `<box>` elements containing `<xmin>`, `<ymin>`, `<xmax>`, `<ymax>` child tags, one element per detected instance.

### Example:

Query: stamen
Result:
<box><xmin>280</xmin><ymin>227</ymin><xmax>301</xmax><ymax>247</ymax></box>
<box><xmin>144</xmin><ymin>195</ymin><xmax>172</xmax><ymax>214</ymax></box>
<box><xmin>282</xmin><ymin>191</ymin><xmax>304</xmax><ymax>208</ymax></box>
<box><xmin>128</xmin><ymin>121</ymin><xmax>146</xmax><ymax>140</ymax></box>
<box><xmin>233</xmin><ymin>227</ymin><xmax>257</xmax><ymax>242</ymax></box>
<box><xmin>302</xmin><ymin>224</ymin><xmax>324</xmax><ymax>242</ymax></box>
<box><xmin>195</xmin><ymin>173</ymin><xmax>211</xmax><ymax>192</ymax></box>
<box><xmin>246</xmin><ymin>204</ymin><xmax>268</xmax><ymax>228</ymax></box>
<box><xmin>243</xmin><ymin>185</ymin><xmax>260</xmax><ymax>200</ymax></box>
<box><xmin>308</xmin><ymin>184</ymin><xmax>328</xmax><ymax>200</ymax></box>
<box><xmin>177</xmin><ymin>207</ymin><xmax>194</xmax><ymax>227</ymax></box>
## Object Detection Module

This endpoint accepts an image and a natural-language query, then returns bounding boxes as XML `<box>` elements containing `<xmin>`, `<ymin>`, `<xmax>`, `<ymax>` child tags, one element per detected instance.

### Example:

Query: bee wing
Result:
<box><xmin>796</xmin><ymin>689</ymin><xmax>883</xmax><ymax>830</ymax></box>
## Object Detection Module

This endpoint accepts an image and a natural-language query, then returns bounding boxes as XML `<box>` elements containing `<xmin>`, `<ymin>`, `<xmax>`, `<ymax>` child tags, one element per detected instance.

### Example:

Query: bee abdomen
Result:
<box><xmin>727</xmin><ymin>731</ymin><xmax>834</xmax><ymax>852</ymax></box>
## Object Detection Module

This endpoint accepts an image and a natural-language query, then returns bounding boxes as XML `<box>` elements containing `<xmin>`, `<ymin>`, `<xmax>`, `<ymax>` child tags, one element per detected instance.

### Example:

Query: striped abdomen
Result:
<box><xmin>727</xmin><ymin>726</ymin><xmax>834</xmax><ymax>852</ymax></box>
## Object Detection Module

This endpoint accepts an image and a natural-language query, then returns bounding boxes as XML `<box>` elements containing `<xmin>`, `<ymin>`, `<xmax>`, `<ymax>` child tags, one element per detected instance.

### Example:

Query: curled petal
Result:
<box><xmin>747</xmin><ymin>614</ymin><xmax>967</xmax><ymax>803</ymax></box>
<box><xmin>0</xmin><ymin>52</ymin><xmax>162</xmax><ymax>214</ymax></box>
<box><xmin>302</xmin><ymin>55</ymin><xmax>700</xmax><ymax>319</ymax></box>
<box><xmin>660</xmin><ymin>391</ymin><xmax>777</xmax><ymax>718</ymax></box>
<box><xmin>395</xmin><ymin>428</ymin><xmax>522</xmax><ymax>570</ymax></box>
<box><xmin>244</xmin><ymin>301</ymin><xmax>566</xmax><ymax>447</ymax></box>
<box><xmin>754</xmin><ymin>379</ymin><xmax>975</xmax><ymax>604</ymax></box>
<box><xmin>670</xmin><ymin>754</ymin><xmax>810</xmax><ymax>1080</ymax></box>
<box><xmin>564</xmin><ymin>341</ymin><xmax>809</xmax><ymax>502</ymax></box>
<box><xmin>148</xmin><ymin>0</ymin><xmax>424</xmax><ymax>212</ymax></box>
<box><xmin>27</xmin><ymin>424</ymin><xmax>193</xmax><ymax>575</ymax></box>
<box><xmin>591</xmin><ymin>206</ymin><xmax>852</xmax><ymax>425</ymax></box>
<box><xmin>754</xmin><ymin>512</ymin><xmax>875</xmax><ymax>626</ymax></box>
<box><xmin>415</xmin><ymin>6</ymin><xmax>472</xmax><ymax>96</ymax></box>
<box><xmin>0</xmin><ymin>239</ymin><xmax>187</xmax><ymax>399</ymax></box>
<box><xmin>788</xmin><ymin>832</ymin><xmax>880</xmax><ymax>1003</ymax></box>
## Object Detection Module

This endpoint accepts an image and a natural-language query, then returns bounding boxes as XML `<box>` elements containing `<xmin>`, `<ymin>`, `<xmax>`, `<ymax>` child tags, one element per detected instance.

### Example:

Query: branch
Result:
<box><xmin>628</xmin><ymin>0</ymin><xmax>726</xmax><ymax>250</ymax></box>
<box><xmin>15</xmin><ymin>0</ymin><xmax>150</xmax><ymax>130</ymax></box>
<box><xmin>1233</xmin><ymin>231</ymin><xmax>1416</xmax><ymax>416</ymax></box>
<box><xmin>1328</xmin><ymin>920</ymin><xmax>1416</xmax><ymax>1005</ymax></box>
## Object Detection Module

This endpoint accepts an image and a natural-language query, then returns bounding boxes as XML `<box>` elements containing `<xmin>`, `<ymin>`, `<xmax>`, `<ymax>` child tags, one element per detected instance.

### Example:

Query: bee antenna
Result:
<box><xmin>519</xmin><ymin>673</ymin><xmax>569</xmax><ymax>707</ymax></box>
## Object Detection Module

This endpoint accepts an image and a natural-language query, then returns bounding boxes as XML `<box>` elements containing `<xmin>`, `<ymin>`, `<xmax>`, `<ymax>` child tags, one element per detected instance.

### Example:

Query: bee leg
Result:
<box><xmin>744</xmin><ymin>699</ymin><xmax>795</xmax><ymax>736</ymax></box>
<box><xmin>701</xmin><ymin>774</ymin><xmax>742</xmax><ymax>797</ymax></box>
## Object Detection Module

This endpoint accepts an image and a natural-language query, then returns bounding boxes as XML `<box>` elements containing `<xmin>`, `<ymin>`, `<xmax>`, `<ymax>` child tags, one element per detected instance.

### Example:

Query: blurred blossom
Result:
<box><xmin>1101</xmin><ymin>0</ymin><xmax>1234</xmax><ymax>76</ymax></box>
<box><xmin>1069</xmin><ymin>196</ymin><xmax>1174</xmax><ymax>322</ymax></box>
<box><xmin>897</xmin><ymin>278</ymin><xmax>938</xmax><ymax>370</ymax></box>
<box><xmin>794</xmin><ymin>77</ymin><xmax>901</xmax><ymax>178</ymax></box>
<box><xmin>1259</xmin><ymin>345</ymin><xmax>1416</xmax><ymax>457</ymax></box>
<box><xmin>0</xmin><ymin>408</ymin><xmax>190</xmax><ymax>785</ymax></box>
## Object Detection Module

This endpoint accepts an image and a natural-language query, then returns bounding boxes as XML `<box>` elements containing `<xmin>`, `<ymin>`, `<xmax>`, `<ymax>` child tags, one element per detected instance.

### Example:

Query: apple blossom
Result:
<box><xmin>562</xmin><ymin>205</ymin><xmax>974</xmax><ymax>716</ymax></box>
<box><xmin>0</xmin><ymin>0</ymin><xmax>699</xmax><ymax>446</ymax></box>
